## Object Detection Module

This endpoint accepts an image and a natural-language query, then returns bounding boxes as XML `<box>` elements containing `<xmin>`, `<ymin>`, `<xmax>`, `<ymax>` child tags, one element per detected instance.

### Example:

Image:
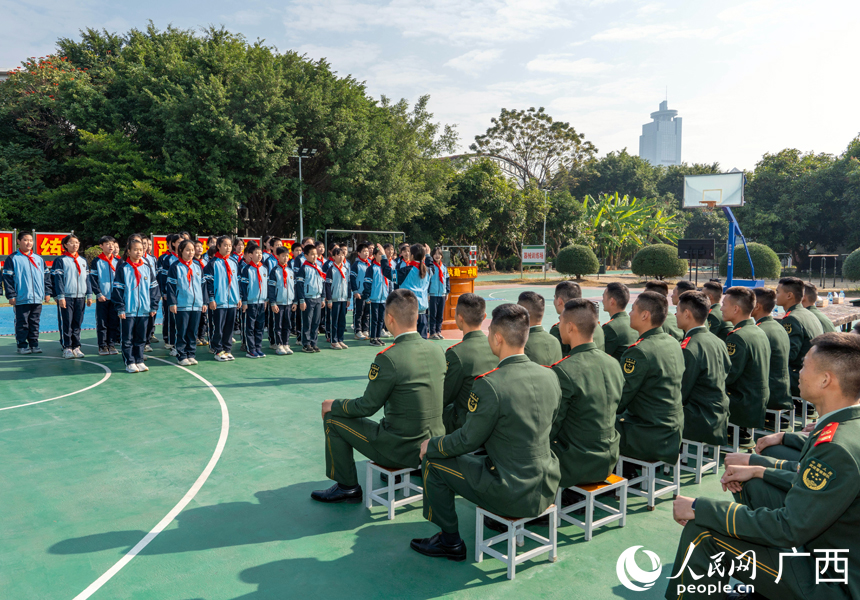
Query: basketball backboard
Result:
<box><xmin>682</xmin><ymin>172</ymin><xmax>745</xmax><ymax>209</ymax></box>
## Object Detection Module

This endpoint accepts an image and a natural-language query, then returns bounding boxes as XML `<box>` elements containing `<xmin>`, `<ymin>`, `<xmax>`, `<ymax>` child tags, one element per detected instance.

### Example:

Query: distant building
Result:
<box><xmin>0</xmin><ymin>70</ymin><xmax>12</xmax><ymax>82</ymax></box>
<box><xmin>639</xmin><ymin>100</ymin><xmax>682</xmax><ymax>167</ymax></box>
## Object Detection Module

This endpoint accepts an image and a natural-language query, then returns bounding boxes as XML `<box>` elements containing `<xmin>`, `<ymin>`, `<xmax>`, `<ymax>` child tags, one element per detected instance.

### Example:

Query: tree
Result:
<box><xmin>561</xmin><ymin>148</ymin><xmax>660</xmax><ymax>200</ymax></box>
<box><xmin>718</xmin><ymin>242</ymin><xmax>782</xmax><ymax>280</ymax></box>
<box><xmin>631</xmin><ymin>244</ymin><xmax>687</xmax><ymax>279</ymax></box>
<box><xmin>541</xmin><ymin>189</ymin><xmax>587</xmax><ymax>256</ymax></box>
<box><xmin>555</xmin><ymin>244</ymin><xmax>599</xmax><ymax>281</ymax></box>
<box><xmin>470</xmin><ymin>107</ymin><xmax>596</xmax><ymax>188</ymax></box>
<box><xmin>843</xmin><ymin>248</ymin><xmax>860</xmax><ymax>281</ymax></box>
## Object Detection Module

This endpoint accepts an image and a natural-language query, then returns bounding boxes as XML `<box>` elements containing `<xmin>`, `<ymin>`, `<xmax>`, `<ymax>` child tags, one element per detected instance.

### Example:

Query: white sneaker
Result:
<box><xmin>126</xmin><ymin>364</ymin><xmax>140</xmax><ymax>373</ymax></box>
<box><xmin>215</xmin><ymin>351</ymin><xmax>229</xmax><ymax>362</ymax></box>
<box><xmin>108</xmin><ymin>345</ymin><xmax>119</xmax><ymax>355</ymax></box>
<box><xmin>137</xmin><ymin>363</ymin><xmax>149</xmax><ymax>372</ymax></box>
<box><xmin>144</xmin><ymin>344</ymin><xmax>153</xmax><ymax>353</ymax></box>
<box><xmin>188</xmin><ymin>358</ymin><xmax>198</xmax><ymax>365</ymax></box>
<box><xmin>17</xmin><ymin>347</ymin><xmax>32</xmax><ymax>355</ymax></box>
<box><xmin>226</xmin><ymin>353</ymin><xmax>235</xmax><ymax>361</ymax></box>
<box><xmin>179</xmin><ymin>358</ymin><xmax>192</xmax><ymax>366</ymax></box>
<box><xmin>381</xmin><ymin>329</ymin><xmax>392</xmax><ymax>338</ymax></box>
<box><xmin>354</xmin><ymin>332</ymin><xmax>366</xmax><ymax>340</ymax></box>
<box><xmin>169</xmin><ymin>348</ymin><xmax>179</xmax><ymax>357</ymax></box>
<box><xmin>31</xmin><ymin>346</ymin><xmax>42</xmax><ymax>354</ymax></box>
<box><xmin>63</xmin><ymin>348</ymin><xmax>75</xmax><ymax>359</ymax></box>
<box><xmin>74</xmin><ymin>348</ymin><xmax>85</xmax><ymax>358</ymax></box>
<box><xmin>283</xmin><ymin>345</ymin><xmax>293</xmax><ymax>355</ymax></box>
<box><xmin>275</xmin><ymin>346</ymin><xmax>287</xmax><ymax>355</ymax></box>
<box><xmin>164</xmin><ymin>343</ymin><xmax>174</xmax><ymax>350</ymax></box>
<box><xmin>98</xmin><ymin>347</ymin><xmax>110</xmax><ymax>356</ymax></box>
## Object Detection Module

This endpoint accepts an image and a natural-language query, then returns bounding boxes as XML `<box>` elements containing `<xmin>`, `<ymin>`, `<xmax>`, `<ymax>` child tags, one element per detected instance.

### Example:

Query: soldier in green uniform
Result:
<box><xmin>550</xmin><ymin>280</ymin><xmax>605</xmax><ymax>354</ymax></box>
<box><xmin>442</xmin><ymin>293</ymin><xmax>498</xmax><ymax>433</ymax></box>
<box><xmin>703</xmin><ymin>281</ymin><xmax>732</xmax><ymax>340</ymax></box>
<box><xmin>411</xmin><ymin>303</ymin><xmax>561</xmax><ymax>561</ymax></box>
<box><xmin>616</xmin><ymin>291</ymin><xmax>685</xmax><ymax>465</ymax></box>
<box><xmin>722</xmin><ymin>286</ymin><xmax>771</xmax><ymax>444</ymax></box>
<box><xmin>752</xmin><ymin>288</ymin><xmax>794</xmax><ymax>426</ymax></box>
<box><xmin>551</xmin><ymin>298</ymin><xmax>623</xmax><ymax>490</ymax></box>
<box><xmin>519</xmin><ymin>291</ymin><xmax>562</xmax><ymax>366</ymax></box>
<box><xmin>776</xmin><ymin>277</ymin><xmax>824</xmax><ymax>396</ymax></box>
<box><xmin>645</xmin><ymin>280</ymin><xmax>684</xmax><ymax>341</ymax></box>
<box><xmin>803</xmin><ymin>282</ymin><xmax>837</xmax><ymax>333</ymax></box>
<box><xmin>602</xmin><ymin>282</ymin><xmax>638</xmax><ymax>362</ymax></box>
<box><xmin>675</xmin><ymin>291</ymin><xmax>731</xmax><ymax>446</ymax></box>
<box><xmin>312</xmin><ymin>289</ymin><xmax>445</xmax><ymax>504</ymax></box>
<box><xmin>665</xmin><ymin>332</ymin><xmax>860</xmax><ymax>600</ymax></box>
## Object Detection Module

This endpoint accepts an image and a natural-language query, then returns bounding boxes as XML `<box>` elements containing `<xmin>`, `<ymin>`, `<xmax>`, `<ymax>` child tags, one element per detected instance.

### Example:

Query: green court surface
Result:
<box><xmin>2</xmin><ymin>285</ymin><xmax>721</xmax><ymax>600</ymax></box>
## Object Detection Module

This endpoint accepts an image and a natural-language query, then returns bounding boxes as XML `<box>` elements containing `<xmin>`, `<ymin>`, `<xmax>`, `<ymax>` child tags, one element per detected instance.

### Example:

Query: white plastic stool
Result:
<box><xmin>615</xmin><ymin>455</ymin><xmax>680</xmax><ymax>511</ymax></box>
<box><xmin>794</xmin><ymin>396</ymin><xmax>816</xmax><ymax>429</ymax></box>
<box><xmin>680</xmin><ymin>440</ymin><xmax>720</xmax><ymax>484</ymax></box>
<box><xmin>476</xmin><ymin>504</ymin><xmax>558</xmax><ymax>580</ymax></box>
<box><xmin>555</xmin><ymin>474</ymin><xmax>627</xmax><ymax>541</ymax></box>
<box><xmin>364</xmin><ymin>462</ymin><xmax>422</xmax><ymax>520</ymax></box>
<box><xmin>754</xmin><ymin>407</ymin><xmax>796</xmax><ymax>438</ymax></box>
<box><xmin>721</xmin><ymin>423</ymin><xmax>740</xmax><ymax>454</ymax></box>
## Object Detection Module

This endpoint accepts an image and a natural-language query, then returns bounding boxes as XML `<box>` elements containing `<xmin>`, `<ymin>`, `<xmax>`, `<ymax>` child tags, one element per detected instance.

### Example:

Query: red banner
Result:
<box><xmin>35</xmin><ymin>232</ymin><xmax>70</xmax><ymax>266</ymax></box>
<box><xmin>151</xmin><ymin>235</ymin><xmax>169</xmax><ymax>258</ymax></box>
<box><xmin>0</xmin><ymin>231</ymin><xmax>13</xmax><ymax>256</ymax></box>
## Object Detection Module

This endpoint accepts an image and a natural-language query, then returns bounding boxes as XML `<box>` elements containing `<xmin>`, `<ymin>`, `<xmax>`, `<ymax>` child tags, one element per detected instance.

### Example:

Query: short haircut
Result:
<box><xmin>177</xmin><ymin>239</ymin><xmax>194</xmax><ymax>255</ymax></box>
<box><xmin>179</xmin><ymin>231</ymin><xmax>191</xmax><ymax>239</ymax></box>
<box><xmin>490</xmin><ymin>303</ymin><xmax>530</xmax><ymax>347</ymax></box>
<box><xmin>301</xmin><ymin>237</ymin><xmax>314</xmax><ymax>245</ymax></box>
<box><xmin>166</xmin><ymin>233</ymin><xmax>180</xmax><ymax>246</ymax></box>
<box><xmin>232</xmin><ymin>236</ymin><xmax>244</xmax><ymax>247</ymax></box>
<box><xmin>562</xmin><ymin>298</ymin><xmax>598</xmax><ymax>337</ymax></box>
<box><xmin>456</xmin><ymin>293</ymin><xmax>486</xmax><ymax>327</ymax></box>
<box><xmin>98</xmin><ymin>235</ymin><xmax>116</xmax><ymax>245</ymax></box>
<box><xmin>555</xmin><ymin>280</ymin><xmax>582</xmax><ymax>302</ymax></box>
<box><xmin>678</xmin><ymin>291</ymin><xmax>710</xmax><ymax>324</ymax></box>
<box><xmin>357</xmin><ymin>242</ymin><xmax>369</xmax><ymax>253</ymax></box>
<box><xmin>371</xmin><ymin>244</ymin><xmax>384</xmax><ymax>257</ymax></box>
<box><xmin>303</xmin><ymin>243</ymin><xmax>316</xmax><ymax>255</ymax></box>
<box><xmin>605</xmin><ymin>282</ymin><xmax>629</xmax><ymax>309</ymax></box>
<box><xmin>194</xmin><ymin>239</ymin><xmax>204</xmax><ymax>246</ymax></box>
<box><xmin>385</xmin><ymin>289</ymin><xmax>418</xmax><ymax>325</ymax></box>
<box><xmin>275</xmin><ymin>246</ymin><xmax>289</xmax><ymax>257</ymax></box>
<box><xmin>754</xmin><ymin>288</ymin><xmax>777</xmax><ymax>313</ymax></box>
<box><xmin>61</xmin><ymin>234</ymin><xmax>80</xmax><ymax>248</ymax></box>
<box><xmin>644</xmin><ymin>280</ymin><xmax>669</xmax><ymax>297</ymax></box>
<box><xmin>383</xmin><ymin>243</ymin><xmax>393</xmax><ymax>250</ymax></box>
<box><xmin>779</xmin><ymin>277</ymin><xmax>804</xmax><ymax>302</ymax></box>
<box><xmin>127</xmin><ymin>237</ymin><xmax>144</xmax><ymax>249</ymax></box>
<box><xmin>331</xmin><ymin>247</ymin><xmax>343</xmax><ymax>257</ymax></box>
<box><xmin>216</xmin><ymin>235</ymin><xmax>232</xmax><ymax>252</ymax></box>
<box><xmin>291</xmin><ymin>242</ymin><xmax>302</xmax><ymax>251</ymax></box>
<box><xmin>676</xmin><ymin>280</ymin><xmax>697</xmax><ymax>293</ymax></box>
<box><xmin>315</xmin><ymin>241</ymin><xmax>325</xmax><ymax>249</ymax></box>
<box><xmin>244</xmin><ymin>242</ymin><xmax>260</xmax><ymax>254</ymax></box>
<box><xmin>17</xmin><ymin>231</ymin><xmax>33</xmax><ymax>241</ymax></box>
<box><xmin>702</xmin><ymin>281</ymin><xmax>723</xmax><ymax>301</ymax></box>
<box><xmin>724</xmin><ymin>286</ymin><xmax>756</xmax><ymax>315</ymax></box>
<box><xmin>810</xmin><ymin>333</ymin><xmax>860</xmax><ymax>400</ymax></box>
<box><xmin>517</xmin><ymin>291</ymin><xmax>545</xmax><ymax>320</ymax></box>
<box><xmin>803</xmin><ymin>282</ymin><xmax>819</xmax><ymax>303</ymax></box>
<box><xmin>207</xmin><ymin>235</ymin><xmax>217</xmax><ymax>244</ymax></box>
<box><xmin>635</xmin><ymin>291</ymin><xmax>668</xmax><ymax>326</ymax></box>
<box><xmin>399</xmin><ymin>242</ymin><xmax>409</xmax><ymax>251</ymax></box>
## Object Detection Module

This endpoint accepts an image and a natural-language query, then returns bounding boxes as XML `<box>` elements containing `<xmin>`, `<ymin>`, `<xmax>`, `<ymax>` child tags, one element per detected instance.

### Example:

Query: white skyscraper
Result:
<box><xmin>639</xmin><ymin>100</ymin><xmax>682</xmax><ymax>166</ymax></box>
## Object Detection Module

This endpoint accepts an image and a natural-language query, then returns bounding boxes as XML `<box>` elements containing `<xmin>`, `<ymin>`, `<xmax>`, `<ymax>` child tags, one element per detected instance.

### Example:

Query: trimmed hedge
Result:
<box><xmin>555</xmin><ymin>244</ymin><xmax>599</xmax><ymax>280</ymax></box>
<box><xmin>718</xmin><ymin>243</ymin><xmax>781</xmax><ymax>280</ymax></box>
<box><xmin>843</xmin><ymin>248</ymin><xmax>860</xmax><ymax>281</ymax></box>
<box><xmin>631</xmin><ymin>244</ymin><xmax>687</xmax><ymax>279</ymax></box>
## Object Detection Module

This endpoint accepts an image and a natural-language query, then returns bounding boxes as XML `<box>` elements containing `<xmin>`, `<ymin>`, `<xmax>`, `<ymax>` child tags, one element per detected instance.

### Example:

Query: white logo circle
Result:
<box><xmin>616</xmin><ymin>545</ymin><xmax>663</xmax><ymax>592</ymax></box>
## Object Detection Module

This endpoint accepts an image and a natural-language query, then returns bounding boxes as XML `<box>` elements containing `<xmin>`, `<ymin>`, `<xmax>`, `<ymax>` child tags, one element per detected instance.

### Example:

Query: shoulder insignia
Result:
<box><xmin>628</xmin><ymin>338</ymin><xmax>643</xmax><ymax>349</ymax></box>
<box><xmin>729</xmin><ymin>326</ymin><xmax>741</xmax><ymax>335</ymax></box>
<box><xmin>726</xmin><ymin>342</ymin><xmax>736</xmax><ymax>356</ymax></box>
<box><xmin>447</xmin><ymin>340</ymin><xmax>464</xmax><ymax>350</ymax></box>
<box><xmin>468</xmin><ymin>392</ymin><xmax>479</xmax><ymax>412</ymax></box>
<box><xmin>680</xmin><ymin>337</ymin><xmax>691</xmax><ymax>350</ymax></box>
<box><xmin>377</xmin><ymin>343</ymin><xmax>395</xmax><ymax>355</ymax></box>
<box><xmin>369</xmin><ymin>363</ymin><xmax>380</xmax><ymax>380</ymax></box>
<box><xmin>814</xmin><ymin>422</ymin><xmax>839</xmax><ymax>446</ymax></box>
<box><xmin>623</xmin><ymin>358</ymin><xmax>636</xmax><ymax>374</ymax></box>
<box><xmin>802</xmin><ymin>458</ymin><xmax>834</xmax><ymax>491</ymax></box>
<box><xmin>783</xmin><ymin>323</ymin><xmax>793</xmax><ymax>334</ymax></box>
<box><xmin>475</xmin><ymin>367</ymin><xmax>499</xmax><ymax>380</ymax></box>
<box><xmin>784</xmin><ymin>311</ymin><xmax>792</xmax><ymax>318</ymax></box>
<box><xmin>606</xmin><ymin>318</ymin><xmax>615</xmax><ymax>324</ymax></box>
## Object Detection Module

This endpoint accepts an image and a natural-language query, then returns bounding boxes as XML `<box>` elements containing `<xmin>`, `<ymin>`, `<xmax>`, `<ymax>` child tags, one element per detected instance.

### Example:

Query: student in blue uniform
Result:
<box><xmin>51</xmin><ymin>234</ymin><xmax>92</xmax><ymax>359</ymax></box>
<box><xmin>90</xmin><ymin>235</ymin><xmax>121</xmax><ymax>356</ymax></box>
<box><xmin>350</xmin><ymin>242</ymin><xmax>372</xmax><ymax>341</ymax></box>
<box><xmin>262</xmin><ymin>236</ymin><xmax>281</xmax><ymax>349</ymax></box>
<box><xmin>239</xmin><ymin>243</ymin><xmax>269</xmax><ymax>359</ymax></box>
<box><xmin>143</xmin><ymin>236</ymin><xmax>159</xmax><ymax>350</ymax></box>
<box><xmin>267</xmin><ymin>246</ymin><xmax>295</xmax><ymax>356</ymax></box>
<box><xmin>362</xmin><ymin>243</ymin><xmax>393</xmax><ymax>346</ymax></box>
<box><xmin>113</xmin><ymin>237</ymin><xmax>159</xmax><ymax>373</ymax></box>
<box><xmin>325</xmin><ymin>247</ymin><xmax>350</xmax><ymax>350</ymax></box>
<box><xmin>288</xmin><ymin>241</ymin><xmax>304</xmax><ymax>337</ymax></box>
<box><xmin>2</xmin><ymin>231</ymin><xmax>51</xmax><ymax>354</ymax></box>
<box><xmin>296</xmin><ymin>243</ymin><xmax>325</xmax><ymax>353</ymax></box>
<box><xmin>156</xmin><ymin>233</ymin><xmax>182</xmax><ymax>349</ymax></box>
<box><xmin>427</xmin><ymin>246</ymin><xmax>450</xmax><ymax>340</ymax></box>
<box><xmin>194</xmin><ymin>240</ymin><xmax>209</xmax><ymax>346</ymax></box>
<box><xmin>204</xmin><ymin>236</ymin><xmax>242</xmax><ymax>362</ymax></box>
<box><xmin>394</xmin><ymin>243</ymin><xmax>432</xmax><ymax>338</ymax></box>
<box><xmin>166</xmin><ymin>239</ymin><xmax>208</xmax><ymax>366</ymax></box>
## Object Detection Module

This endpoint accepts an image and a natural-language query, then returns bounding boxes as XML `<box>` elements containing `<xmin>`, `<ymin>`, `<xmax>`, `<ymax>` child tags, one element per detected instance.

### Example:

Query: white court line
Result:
<box><xmin>73</xmin><ymin>355</ymin><xmax>230</xmax><ymax>600</ymax></box>
<box><xmin>0</xmin><ymin>356</ymin><xmax>111</xmax><ymax>411</ymax></box>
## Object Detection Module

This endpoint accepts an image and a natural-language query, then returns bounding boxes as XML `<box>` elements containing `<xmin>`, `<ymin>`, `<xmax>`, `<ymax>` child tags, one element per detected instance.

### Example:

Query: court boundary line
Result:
<box><xmin>0</xmin><ymin>356</ymin><xmax>112</xmax><ymax>411</ymax></box>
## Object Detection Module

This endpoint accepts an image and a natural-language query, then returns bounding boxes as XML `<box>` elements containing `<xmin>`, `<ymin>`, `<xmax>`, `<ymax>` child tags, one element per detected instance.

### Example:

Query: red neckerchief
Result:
<box><xmin>407</xmin><ymin>260</ymin><xmax>421</xmax><ymax>269</ymax></box>
<box><xmin>304</xmin><ymin>260</ymin><xmax>326</xmax><ymax>279</ymax></box>
<box><xmin>127</xmin><ymin>259</ymin><xmax>144</xmax><ymax>286</ymax></box>
<box><xmin>358</xmin><ymin>256</ymin><xmax>371</xmax><ymax>267</ymax></box>
<box><xmin>372</xmin><ymin>260</ymin><xmax>388</xmax><ymax>287</ymax></box>
<box><xmin>433</xmin><ymin>260</ymin><xmax>444</xmax><ymax>284</ymax></box>
<box><xmin>19</xmin><ymin>250</ymin><xmax>39</xmax><ymax>270</ymax></box>
<box><xmin>63</xmin><ymin>251</ymin><xmax>81</xmax><ymax>274</ymax></box>
<box><xmin>178</xmin><ymin>258</ymin><xmax>194</xmax><ymax>283</ymax></box>
<box><xmin>99</xmin><ymin>253</ymin><xmax>116</xmax><ymax>272</ymax></box>
<box><xmin>194</xmin><ymin>258</ymin><xmax>204</xmax><ymax>269</ymax></box>
<box><xmin>332</xmin><ymin>260</ymin><xmax>346</xmax><ymax>280</ymax></box>
<box><xmin>215</xmin><ymin>252</ymin><xmax>233</xmax><ymax>285</ymax></box>
<box><xmin>168</xmin><ymin>251</ymin><xmax>178</xmax><ymax>259</ymax></box>
<box><xmin>246</xmin><ymin>260</ymin><xmax>263</xmax><ymax>286</ymax></box>
<box><xmin>279</xmin><ymin>262</ymin><xmax>291</xmax><ymax>287</ymax></box>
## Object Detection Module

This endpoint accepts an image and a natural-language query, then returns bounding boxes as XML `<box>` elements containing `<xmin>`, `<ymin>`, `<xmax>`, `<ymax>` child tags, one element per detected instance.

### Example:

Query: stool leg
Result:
<box><xmin>790</xmin><ymin>407</ymin><xmax>796</xmax><ymax>432</ymax></box>
<box><xmin>775</xmin><ymin>411</ymin><xmax>782</xmax><ymax>435</ymax></box>
<box><xmin>475</xmin><ymin>510</ymin><xmax>484</xmax><ymax>563</ymax></box>
<box><xmin>365</xmin><ymin>464</ymin><xmax>372</xmax><ymax>509</ymax></box>
<box><xmin>516</xmin><ymin>523</ymin><xmax>524</xmax><ymax>548</ymax></box>
<box><xmin>549</xmin><ymin>507</ymin><xmax>558</xmax><ymax>562</ymax></box>
<box><xmin>555</xmin><ymin>488</ymin><xmax>562</xmax><ymax>527</ymax></box>
<box><xmin>507</xmin><ymin>527</ymin><xmax>516</xmax><ymax>580</ymax></box>
<box><xmin>387</xmin><ymin>472</ymin><xmax>395</xmax><ymax>520</ymax></box>
<box><xmin>673</xmin><ymin>459</ymin><xmax>681</xmax><ymax>496</ymax></box>
<box><xmin>615</xmin><ymin>459</ymin><xmax>624</xmax><ymax>499</ymax></box>
<box><xmin>695</xmin><ymin>443</ymin><xmax>704</xmax><ymax>485</ymax></box>
<box><xmin>620</xmin><ymin>482</ymin><xmax>628</xmax><ymax>527</ymax></box>
<box><xmin>647</xmin><ymin>464</ymin><xmax>656</xmax><ymax>510</ymax></box>
<box><xmin>585</xmin><ymin>492</ymin><xmax>594</xmax><ymax>541</ymax></box>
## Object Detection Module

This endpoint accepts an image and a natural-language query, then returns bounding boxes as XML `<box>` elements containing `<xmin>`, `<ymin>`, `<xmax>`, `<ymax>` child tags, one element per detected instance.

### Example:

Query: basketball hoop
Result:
<box><xmin>702</xmin><ymin>200</ymin><xmax>717</xmax><ymax>212</ymax></box>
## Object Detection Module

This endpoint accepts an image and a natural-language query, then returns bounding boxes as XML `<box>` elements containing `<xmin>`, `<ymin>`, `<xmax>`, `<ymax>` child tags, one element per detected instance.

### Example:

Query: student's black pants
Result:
<box><xmin>417</xmin><ymin>311</ymin><xmax>429</xmax><ymax>339</ymax></box>
<box><xmin>369</xmin><ymin>302</ymin><xmax>385</xmax><ymax>340</ymax></box>
<box><xmin>96</xmin><ymin>299</ymin><xmax>121</xmax><ymax>348</ymax></box>
<box><xmin>353</xmin><ymin>297</ymin><xmax>369</xmax><ymax>333</ymax></box>
<box><xmin>429</xmin><ymin>295</ymin><xmax>445</xmax><ymax>335</ymax></box>
<box><xmin>197</xmin><ymin>308</ymin><xmax>209</xmax><ymax>341</ymax></box>
<box><xmin>14</xmin><ymin>303</ymin><xmax>42</xmax><ymax>349</ymax></box>
<box><xmin>211</xmin><ymin>307</ymin><xmax>237</xmax><ymax>354</ymax></box>
<box><xmin>329</xmin><ymin>301</ymin><xmax>347</xmax><ymax>343</ymax></box>
<box><xmin>120</xmin><ymin>316</ymin><xmax>147</xmax><ymax>365</ymax></box>
<box><xmin>174</xmin><ymin>311</ymin><xmax>201</xmax><ymax>360</ymax></box>
<box><xmin>57</xmin><ymin>298</ymin><xmax>85</xmax><ymax>349</ymax></box>
<box><xmin>301</xmin><ymin>297</ymin><xmax>322</xmax><ymax>347</ymax></box>
<box><xmin>244</xmin><ymin>304</ymin><xmax>266</xmax><ymax>354</ymax></box>
<box><xmin>161</xmin><ymin>297</ymin><xmax>177</xmax><ymax>344</ymax></box>
<box><xmin>271</xmin><ymin>305</ymin><xmax>292</xmax><ymax>346</ymax></box>
<box><xmin>320</xmin><ymin>304</ymin><xmax>329</xmax><ymax>336</ymax></box>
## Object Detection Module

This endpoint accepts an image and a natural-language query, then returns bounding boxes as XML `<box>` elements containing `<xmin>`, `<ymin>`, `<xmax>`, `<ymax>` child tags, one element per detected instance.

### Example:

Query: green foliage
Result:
<box><xmin>841</xmin><ymin>248</ymin><xmax>860</xmax><ymax>281</ymax></box>
<box><xmin>631</xmin><ymin>244</ymin><xmax>687</xmax><ymax>279</ymax></box>
<box><xmin>555</xmin><ymin>244</ymin><xmax>599</xmax><ymax>280</ymax></box>
<box><xmin>84</xmin><ymin>245</ymin><xmax>101</xmax><ymax>262</ymax></box>
<box><xmin>718</xmin><ymin>243</ymin><xmax>782</xmax><ymax>280</ymax></box>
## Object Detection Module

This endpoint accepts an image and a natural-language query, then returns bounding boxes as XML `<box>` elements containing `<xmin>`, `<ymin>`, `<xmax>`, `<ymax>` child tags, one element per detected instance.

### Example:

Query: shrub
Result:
<box><xmin>631</xmin><ymin>244</ymin><xmax>687</xmax><ymax>279</ymax></box>
<box><xmin>84</xmin><ymin>245</ymin><xmax>101</xmax><ymax>263</ymax></box>
<box><xmin>718</xmin><ymin>243</ymin><xmax>781</xmax><ymax>280</ymax></box>
<box><xmin>843</xmin><ymin>248</ymin><xmax>860</xmax><ymax>281</ymax></box>
<box><xmin>555</xmin><ymin>244</ymin><xmax>599</xmax><ymax>280</ymax></box>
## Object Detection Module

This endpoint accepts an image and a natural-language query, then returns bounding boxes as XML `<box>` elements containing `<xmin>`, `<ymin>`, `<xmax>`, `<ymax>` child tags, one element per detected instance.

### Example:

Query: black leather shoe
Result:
<box><xmin>410</xmin><ymin>532</ymin><xmax>467</xmax><ymax>561</ymax></box>
<box><xmin>484</xmin><ymin>516</ymin><xmax>508</xmax><ymax>533</ymax></box>
<box><xmin>310</xmin><ymin>483</ymin><xmax>363</xmax><ymax>504</ymax></box>
<box><xmin>379</xmin><ymin>472</ymin><xmax>402</xmax><ymax>485</ymax></box>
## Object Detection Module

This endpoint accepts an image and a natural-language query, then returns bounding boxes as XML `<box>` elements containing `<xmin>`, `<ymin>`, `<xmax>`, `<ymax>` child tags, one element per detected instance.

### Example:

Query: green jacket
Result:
<box><xmin>616</xmin><ymin>327</ymin><xmax>685</xmax><ymax>463</ymax></box>
<box><xmin>524</xmin><ymin>324</ymin><xmax>562</xmax><ymax>366</ymax></box>
<box><xmin>329</xmin><ymin>332</ymin><xmax>445</xmax><ymax>465</ymax></box>
<box><xmin>707</xmin><ymin>303</ymin><xmax>732</xmax><ymax>340</ymax></box>
<box><xmin>442</xmin><ymin>330</ymin><xmax>498</xmax><ymax>432</ymax></box>
<box><xmin>809</xmin><ymin>304</ymin><xmax>837</xmax><ymax>333</ymax></box>
<box><xmin>779</xmin><ymin>303</ymin><xmax>824</xmax><ymax>395</ymax></box>
<box><xmin>696</xmin><ymin>405</ymin><xmax>860</xmax><ymax>600</ymax></box>
<box><xmin>680</xmin><ymin>327</ymin><xmax>731</xmax><ymax>445</ymax></box>
<box><xmin>603</xmin><ymin>311</ymin><xmax>638</xmax><ymax>363</ymax></box>
<box><xmin>550</xmin><ymin>320</ymin><xmax>606</xmax><ymax>356</ymax></box>
<box><xmin>662</xmin><ymin>312</ymin><xmax>684</xmax><ymax>342</ymax></box>
<box><xmin>725</xmin><ymin>318</ymin><xmax>771</xmax><ymax>428</ymax></box>
<box><xmin>426</xmin><ymin>354</ymin><xmax>561</xmax><ymax>517</ymax></box>
<box><xmin>756</xmin><ymin>315</ymin><xmax>793</xmax><ymax>411</ymax></box>
<box><xmin>551</xmin><ymin>342</ymin><xmax>624</xmax><ymax>487</ymax></box>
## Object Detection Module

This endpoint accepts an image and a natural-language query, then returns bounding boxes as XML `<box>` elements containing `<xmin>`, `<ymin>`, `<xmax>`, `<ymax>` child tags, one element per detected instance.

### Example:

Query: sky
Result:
<box><xmin>2</xmin><ymin>0</ymin><xmax>858</xmax><ymax>170</ymax></box>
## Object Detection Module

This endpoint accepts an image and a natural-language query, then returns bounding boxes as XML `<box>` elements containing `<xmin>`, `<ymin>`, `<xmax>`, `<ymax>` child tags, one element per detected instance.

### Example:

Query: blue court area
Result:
<box><xmin>0</xmin><ymin>304</ymin><xmax>164</xmax><ymax>336</ymax></box>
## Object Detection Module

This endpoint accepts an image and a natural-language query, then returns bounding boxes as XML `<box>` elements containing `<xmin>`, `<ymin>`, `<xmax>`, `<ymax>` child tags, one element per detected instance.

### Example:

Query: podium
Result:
<box><xmin>442</xmin><ymin>266</ymin><xmax>479</xmax><ymax>331</ymax></box>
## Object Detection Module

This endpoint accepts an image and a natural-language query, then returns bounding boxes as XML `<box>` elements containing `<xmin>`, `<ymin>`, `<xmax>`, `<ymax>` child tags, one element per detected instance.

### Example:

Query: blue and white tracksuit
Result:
<box><xmin>362</xmin><ymin>257</ymin><xmax>393</xmax><ymax>339</ymax></box>
<box><xmin>267</xmin><ymin>263</ymin><xmax>295</xmax><ymax>346</ymax></box>
<box><xmin>239</xmin><ymin>261</ymin><xmax>268</xmax><ymax>355</ymax></box>
<box><xmin>51</xmin><ymin>253</ymin><xmax>91</xmax><ymax>350</ymax></box>
<box><xmin>325</xmin><ymin>261</ymin><xmax>350</xmax><ymax>344</ymax></box>
<box><xmin>90</xmin><ymin>255</ymin><xmax>121</xmax><ymax>348</ymax></box>
<box><xmin>262</xmin><ymin>252</ymin><xmax>279</xmax><ymax>345</ymax></box>
<box><xmin>167</xmin><ymin>260</ymin><xmax>209</xmax><ymax>360</ymax></box>
<box><xmin>296</xmin><ymin>261</ymin><xmax>324</xmax><ymax>347</ymax></box>
<box><xmin>428</xmin><ymin>260</ymin><xmax>451</xmax><ymax>336</ymax></box>
<box><xmin>3</xmin><ymin>250</ymin><xmax>51</xmax><ymax>349</ymax></box>
<box><xmin>350</xmin><ymin>258</ymin><xmax>371</xmax><ymax>334</ymax></box>
<box><xmin>203</xmin><ymin>255</ymin><xmax>241</xmax><ymax>354</ymax></box>
<box><xmin>395</xmin><ymin>259</ymin><xmax>431</xmax><ymax>338</ymax></box>
<box><xmin>156</xmin><ymin>252</ymin><xmax>179</xmax><ymax>344</ymax></box>
<box><xmin>112</xmin><ymin>260</ymin><xmax>159</xmax><ymax>365</ymax></box>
